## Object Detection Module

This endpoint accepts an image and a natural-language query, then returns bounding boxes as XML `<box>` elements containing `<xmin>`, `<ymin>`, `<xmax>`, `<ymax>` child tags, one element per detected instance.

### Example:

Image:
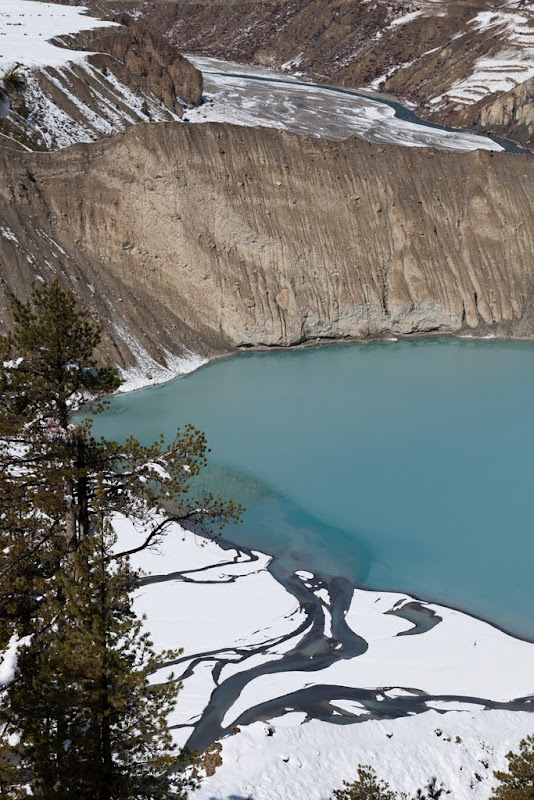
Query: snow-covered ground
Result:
<box><xmin>113</xmin><ymin>515</ymin><xmax>534</xmax><ymax>800</ymax></box>
<box><xmin>22</xmin><ymin>61</ymin><xmax>177</xmax><ymax>150</ymax></box>
<box><xmin>431</xmin><ymin>9</ymin><xmax>534</xmax><ymax>109</ymax></box>
<box><xmin>185</xmin><ymin>56</ymin><xmax>504</xmax><ymax>153</ymax></box>
<box><xmin>0</xmin><ymin>0</ymin><xmax>177</xmax><ymax>149</ymax></box>
<box><xmin>113</xmin><ymin>324</ymin><xmax>208</xmax><ymax>394</ymax></box>
<box><xmin>223</xmin><ymin>587</ymin><xmax>534</xmax><ymax>728</ymax></box>
<box><xmin>0</xmin><ymin>0</ymin><xmax>114</xmax><ymax>72</ymax></box>
<box><xmin>117</xmin><ymin>351</ymin><xmax>207</xmax><ymax>394</ymax></box>
<box><xmin>197</xmin><ymin>709</ymin><xmax>534</xmax><ymax>800</ymax></box>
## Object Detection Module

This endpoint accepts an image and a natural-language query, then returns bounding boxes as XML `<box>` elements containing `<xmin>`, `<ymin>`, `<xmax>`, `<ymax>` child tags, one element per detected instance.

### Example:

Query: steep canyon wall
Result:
<box><xmin>1</xmin><ymin>122</ymin><xmax>533</xmax><ymax>366</ymax></box>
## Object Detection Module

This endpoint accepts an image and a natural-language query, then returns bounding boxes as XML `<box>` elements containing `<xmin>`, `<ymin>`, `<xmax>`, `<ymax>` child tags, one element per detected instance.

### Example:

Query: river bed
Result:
<box><xmin>184</xmin><ymin>55</ymin><xmax>522</xmax><ymax>153</ymax></box>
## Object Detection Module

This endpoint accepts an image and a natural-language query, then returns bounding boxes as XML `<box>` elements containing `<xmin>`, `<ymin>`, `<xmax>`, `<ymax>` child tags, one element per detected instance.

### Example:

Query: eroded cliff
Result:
<box><xmin>67</xmin><ymin>23</ymin><xmax>203</xmax><ymax>112</ymax></box>
<box><xmin>465</xmin><ymin>77</ymin><xmax>534</xmax><ymax>149</ymax></box>
<box><xmin>1</xmin><ymin>122</ymin><xmax>534</xmax><ymax>368</ymax></box>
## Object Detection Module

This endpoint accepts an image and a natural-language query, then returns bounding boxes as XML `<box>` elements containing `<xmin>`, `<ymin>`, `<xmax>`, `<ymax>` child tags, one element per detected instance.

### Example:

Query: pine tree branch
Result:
<box><xmin>0</xmin><ymin>524</ymin><xmax>61</xmax><ymax>580</ymax></box>
<box><xmin>110</xmin><ymin>512</ymin><xmax>210</xmax><ymax>561</ymax></box>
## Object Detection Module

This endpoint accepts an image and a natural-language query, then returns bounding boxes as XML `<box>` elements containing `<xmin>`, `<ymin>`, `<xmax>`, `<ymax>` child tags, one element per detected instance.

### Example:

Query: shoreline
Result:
<box><xmin>117</xmin><ymin>328</ymin><xmax>534</xmax><ymax>396</ymax></box>
<box><xmin>112</xmin><ymin>337</ymin><xmax>534</xmax><ymax>785</ymax></box>
<box><xmin>192</xmin><ymin>525</ymin><xmax>534</xmax><ymax>648</ymax></box>
<box><xmin>112</xmin><ymin>333</ymin><xmax>534</xmax><ymax>646</ymax></box>
<box><xmin>116</xmin><ymin>515</ymin><xmax>534</xmax><ymax>799</ymax></box>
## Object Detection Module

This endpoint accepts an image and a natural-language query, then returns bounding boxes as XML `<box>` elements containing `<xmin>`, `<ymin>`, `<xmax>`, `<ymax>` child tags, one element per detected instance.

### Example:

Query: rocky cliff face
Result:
<box><xmin>1</xmin><ymin>123</ymin><xmax>534</xmax><ymax>367</ymax></box>
<box><xmin>1</xmin><ymin>10</ymin><xmax>202</xmax><ymax>151</ymax></box>
<box><xmin>463</xmin><ymin>77</ymin><xmax>534</xmax><ymax>149</ymax></box>
<box><xmin>67</xmin><ymin>23</ymin><xmax>203</xmax><ymax>112</ymax></box>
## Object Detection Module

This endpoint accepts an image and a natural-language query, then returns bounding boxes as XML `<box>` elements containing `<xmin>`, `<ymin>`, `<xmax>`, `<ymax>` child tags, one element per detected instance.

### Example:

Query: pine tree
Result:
<box><xmin>492</xmin><ymin>736</ymin><xmax>534</xmax><ymax>800</ymax></box>
<box><xmin>0</xmin><ymin>280</ymin><xmax>241</xmax><ymax>797</ymax></box>
<box><xmin>0</xmin><ymin>279</ymin><xmax>122</xmax><ymax>577</ymax></box>
<box><xmin>2</xmin><ymin>524</ymin><xmax>196</xmax><ymax>800</ymax></box>
<box><xmin>331</xmin><ymin>768</ymin><xmax>449</xmax><ymax>800</ymax></box>
<box><xmin>0</xmin><ymin>280</ymin><xmax>241</xmax><ymax>639</ymax></box>
<box><xmin>332</xmin><ymin>766</ymin><xmax>397</xmax><ymax>800</ymax></box>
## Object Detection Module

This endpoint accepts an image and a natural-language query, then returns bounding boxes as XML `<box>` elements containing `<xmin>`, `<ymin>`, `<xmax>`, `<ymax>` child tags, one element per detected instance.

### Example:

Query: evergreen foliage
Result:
<box><xmin>492</xmin><ymin>736</ymin><xmax>534</xmax><ymax>800</ymax></box>
<box><xmin>413</xmin><ymin>777</ymin><xmax>448</xmax><ymax>800</ymax></box>
<box><xmin>1</xmin><ymin>279</ymin><xmax>121</xmax><ymax>432</ymax></box>
<box><xmin>0</xmin><ymin>281</ymin><xmax>241</xmax><ymax>797</ymax></box>
<box><xmin>2</xmin><ymin>526</ymin><xmax>193</xmax><ymax>799</ymax></box>
<box><xmin>332</xmin><ymin>766</ymin><xmax>397</xmax><ymax>800</ymax></box>
<box><xmin>0</xmin><ymin>280</ymin><xmax>241</xmax><ymax>638</ymax></box>
<box><xmin>331</xmin><ymin>767</ymin><xmax>449</xmax><ymax>800</ymax></box>
<box><xmin>0</xmin><ymin>65</ymin><xmax>26</xmax><ymax>104</ymax></box>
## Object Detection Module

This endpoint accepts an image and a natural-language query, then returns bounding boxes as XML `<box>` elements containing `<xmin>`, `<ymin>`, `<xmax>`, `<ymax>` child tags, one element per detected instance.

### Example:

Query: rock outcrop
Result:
<box><xmin>466</xmin><ymin>77</ymin><xmax>534</xmax><ymax>150</ymax></box>
<box><xmin>66</xmin><ymin>23</ymin><xmax>203</xmax><ymax>113</ymax></box>
<box><xmin>3</xmin><ymin>12</ymin><xmax>203</xmax><ymax>151</ymax></box>
<box><xmin>1</xmin><ymin>122</ymin><xmax>534</xmax><ymax>367</ymax></box>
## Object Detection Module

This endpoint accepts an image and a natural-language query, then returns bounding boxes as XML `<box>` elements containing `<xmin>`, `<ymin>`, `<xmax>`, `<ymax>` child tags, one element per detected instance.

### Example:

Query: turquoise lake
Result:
<box><xmin>92</xmin><ymin>338</ymin><xmax>534</xmax><ymax>641</ymax></box>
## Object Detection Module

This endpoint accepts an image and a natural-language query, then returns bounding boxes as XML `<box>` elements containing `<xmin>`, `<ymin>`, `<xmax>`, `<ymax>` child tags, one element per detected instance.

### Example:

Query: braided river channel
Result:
<box><xmin>92</xmin><ymin>338</ymin><xmax>534</xmax><ymax>642</ymax></box>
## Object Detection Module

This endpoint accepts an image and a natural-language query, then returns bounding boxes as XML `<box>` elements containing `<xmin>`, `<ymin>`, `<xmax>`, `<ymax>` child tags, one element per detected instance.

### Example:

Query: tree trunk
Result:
<box><xmin>98</xmin><ymin>553</ymin><xmax>113</xmax><ymax>800</ymax></box>
<box><xmin>76</xmin><ymin>434</ymin><xmax>90</xmax><ymax>543</ymax></box>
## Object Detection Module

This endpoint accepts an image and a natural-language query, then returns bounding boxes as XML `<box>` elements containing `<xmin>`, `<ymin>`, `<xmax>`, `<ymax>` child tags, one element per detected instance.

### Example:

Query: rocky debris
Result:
<box><xmin>1</xmin><ymin>123</ymin><xmax>534</xmax><ymax>368</ymax></box>
<box><xmin>202</xmin><ymin>742</ymin><xmax>223</xmax><ymax>777</ymax></box>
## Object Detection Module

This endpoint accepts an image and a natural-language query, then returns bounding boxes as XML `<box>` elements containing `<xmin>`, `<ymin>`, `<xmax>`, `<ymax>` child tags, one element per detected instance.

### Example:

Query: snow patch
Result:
<box><xmin>110</xmin><ymin>512</ymin><xmax>534</xmax><ymax>800</ymax></box>
<box><xmin>387</xmin><ymin>9</ymin><xmax>424</xmax><ymax>29</ymax></box>
<box><xmin>432</xmin><ymin>10</ymin><xmax>534</xmax><ymax>108</ymax></box>
<box><xmin>195</xmin><ymin>710</ymin><xmax>534</xmax><ymax>800</ymax></box>
<box><xmin>0</xmin><ymin>0</ymin><xmax>116</xmax><ymax>72</ymax></box>
<box><xmin>0</xmin><ymin>635</ymin><xmax>31</xmax><ymax>687</ymax></box>
<box><xmin>224</xmin><ymin>589</ymin><xmax>534</xmax><ymax>725</ymax></box>
<box><xmin>187</xmin><ymin>55</ymin><xmax>503</xmax><ymax>152</ymax></box>
<box><xmin>117</xmin><ymin>347</ymin><xmax>207</xmax><ymax>394</ymax></box>
<box><xmin>0</xmin><ymin>225</ymin><xmax>19</xmax><ymax>244</ymax></box>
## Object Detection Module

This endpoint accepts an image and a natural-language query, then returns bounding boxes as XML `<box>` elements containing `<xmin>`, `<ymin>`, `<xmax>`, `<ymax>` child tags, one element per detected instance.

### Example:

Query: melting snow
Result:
<box><xmin>113</xmin><ymin>327</ymin><xmax>208</xmax><ymax>394</ymax></box>
<box><xmin>387</xmin><ymin>9</ymin><xmax>424</xmax><ymax>29</ymax></box>
<box><xmin>0</xmin><ymin>0</ymin><xmax>177</xmax><ymax>150</ymax></box>
<box><xmin>0</xmin><ymin>225</ymin><xmax>19</xmax><ymax>244</ymax></box>
<box><xmin>186</xmin><ymin>56</ymin><xmax>503</xmax><ymax>152</ymax></box>
<box><xmin>0</xmin><ymin>635</ymin><xmax>32</xmax><ymax>687</ymax></box>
